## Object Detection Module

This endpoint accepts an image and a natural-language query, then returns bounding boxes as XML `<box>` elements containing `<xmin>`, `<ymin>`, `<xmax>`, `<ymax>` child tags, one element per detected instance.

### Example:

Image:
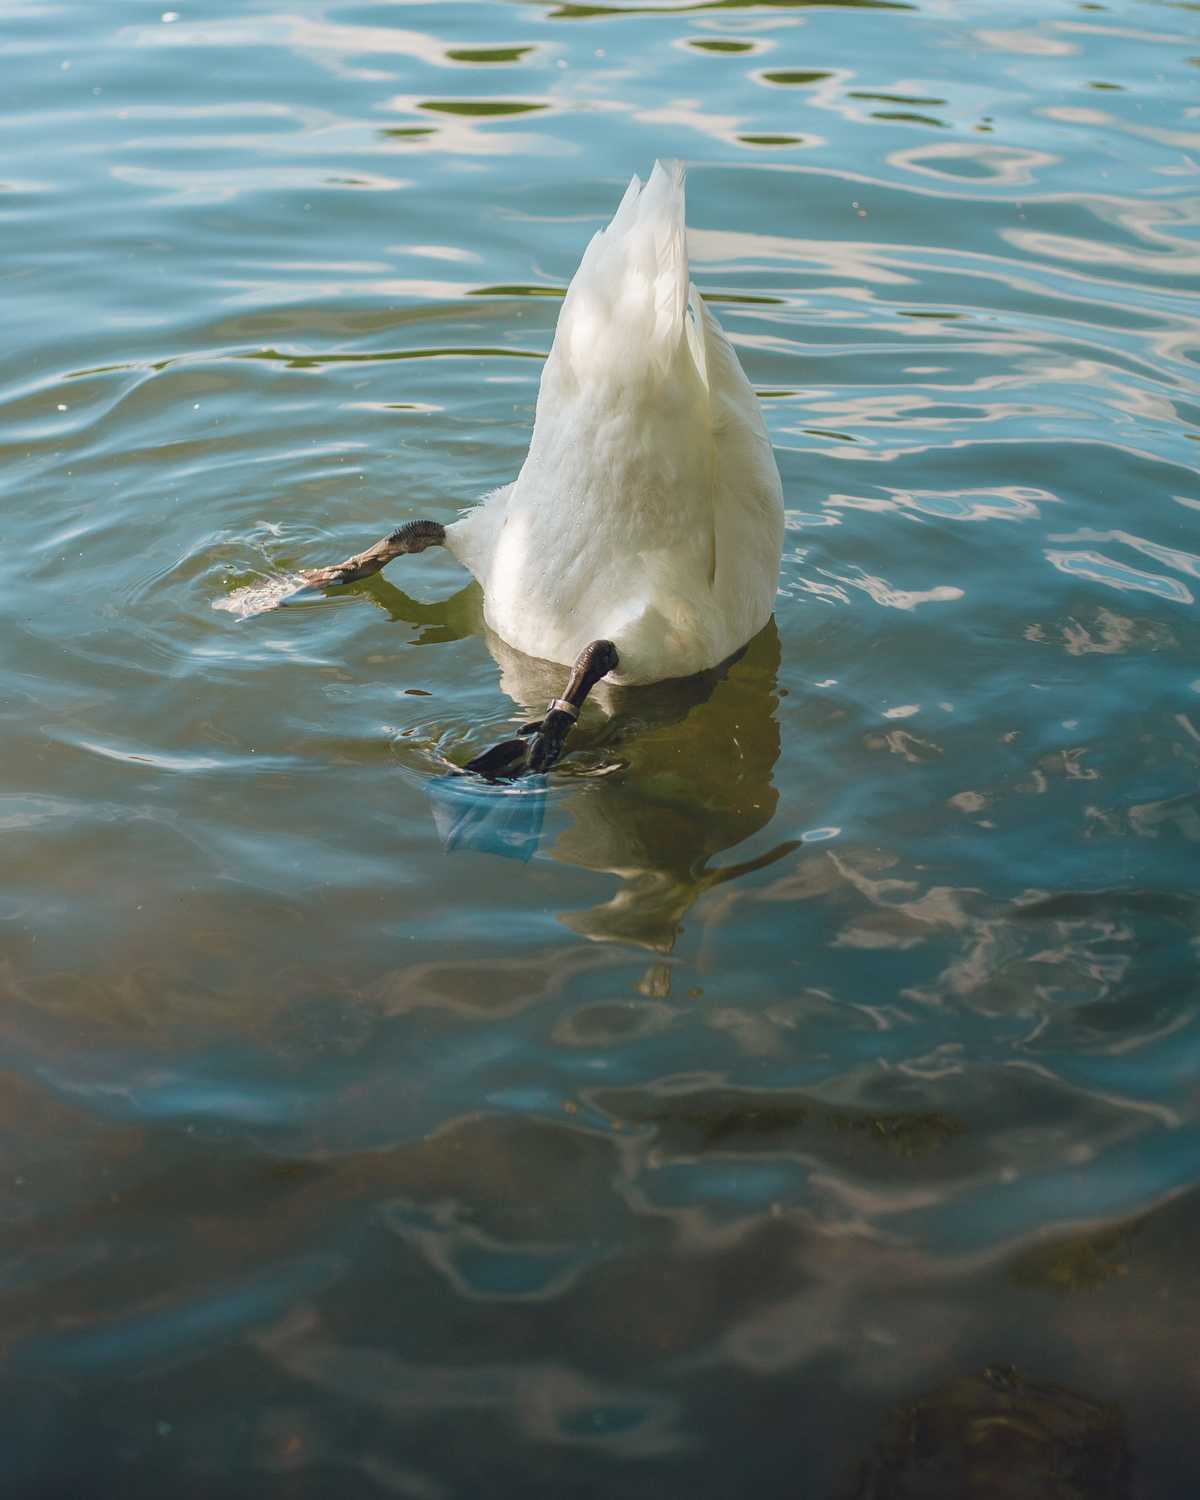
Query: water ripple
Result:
<box><xmin>4</xmin><ymin>0</ymin><xmax>1200</xmax><ymax>1492</ymax></box>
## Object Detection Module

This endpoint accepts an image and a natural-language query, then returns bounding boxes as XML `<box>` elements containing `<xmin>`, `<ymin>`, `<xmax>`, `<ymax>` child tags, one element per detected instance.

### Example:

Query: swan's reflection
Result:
<box><xmin>360</xmin><ymin>572</ymin><xmax>483</xmax><ymax>646</ymax></box>
<box><xmin>362</xmin><ymin>574</ymin><xmax>791</xmax><ymax>951</ymax></box>
<box><xmin>509</xmin><ymin>625</ymin><xmax>790</xmax><ymax>951</ymax></box>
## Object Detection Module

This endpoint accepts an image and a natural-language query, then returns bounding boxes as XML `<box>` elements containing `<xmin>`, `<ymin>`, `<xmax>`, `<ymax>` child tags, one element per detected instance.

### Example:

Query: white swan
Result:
<box><xmin>286</xmin><ymin>160</ymin><xmax>784</xmax><ymax>775</ymax></box>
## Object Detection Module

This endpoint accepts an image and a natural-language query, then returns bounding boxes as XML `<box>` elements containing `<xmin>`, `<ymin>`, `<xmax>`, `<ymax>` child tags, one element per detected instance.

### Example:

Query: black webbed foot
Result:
<box><xmin>461</xmin><ymin>735</ymin><xmax>536</xmax><ymax>780</ymax></box>
<box><xmin>464</xmin><ymin>640</ymin><xmax>619</xmax><ymax>781</ymax></box>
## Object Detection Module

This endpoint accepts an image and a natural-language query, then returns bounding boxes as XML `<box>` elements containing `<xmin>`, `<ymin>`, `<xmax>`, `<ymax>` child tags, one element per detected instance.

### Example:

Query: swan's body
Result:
<box><xmin>256</xmin><ymin>161</ymin><xmax>785</xmax><ymax>775</ymax></box>
<box><xmin>444</xmin><ymin>161</ymin><xmax>784</xmax><ymax>687</ymax></box>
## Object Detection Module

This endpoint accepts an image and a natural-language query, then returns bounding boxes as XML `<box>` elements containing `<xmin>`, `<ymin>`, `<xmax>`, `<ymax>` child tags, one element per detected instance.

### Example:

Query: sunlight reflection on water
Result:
<box><xmin>2</xmin><ymin>0</ymin><xmax>1200</xmax><ymax>1494</ymax></box>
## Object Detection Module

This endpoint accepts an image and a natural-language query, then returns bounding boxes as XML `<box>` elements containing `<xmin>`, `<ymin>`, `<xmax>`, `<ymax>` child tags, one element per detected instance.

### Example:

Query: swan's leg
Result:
<box><xmin>526</xmin><ymin>639</ymin><xmax>620</xmax><ymax>772</ymax></box>
<box><xmin>296</xmin><ymin>520</ymin><xmax>446</xmax><ymax>590</ymax></box>
<box><xmin>465</xmin><ymin>640</ymin><xmax>619</xmax><ymax>780</ymax></box>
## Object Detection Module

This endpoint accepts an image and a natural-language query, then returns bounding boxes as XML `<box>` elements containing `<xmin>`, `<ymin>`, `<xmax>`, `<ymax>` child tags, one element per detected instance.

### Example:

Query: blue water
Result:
<box><xmin>3</xmin><ymin>1</ymin><xmax>1199</xmax><ymax>1494</ymax></box>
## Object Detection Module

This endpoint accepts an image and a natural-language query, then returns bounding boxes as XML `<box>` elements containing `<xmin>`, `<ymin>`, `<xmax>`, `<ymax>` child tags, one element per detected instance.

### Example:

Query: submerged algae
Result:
<box><xmin>848</xmin><ymin>1364</ymin><xmax>1129</xmax><ymax>1500</ymax></box>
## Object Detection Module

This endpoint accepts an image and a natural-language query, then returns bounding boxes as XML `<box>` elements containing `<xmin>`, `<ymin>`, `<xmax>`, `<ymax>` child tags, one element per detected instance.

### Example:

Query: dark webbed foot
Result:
<box><xmin>465</xmin><ymin>640</ymin><xmax>619</xmax><ymax>781</ymax></box>
<box><xmin>292</xmin><ymin>520</ymin><xmax>446</xmax><ymax>592</ymax></box>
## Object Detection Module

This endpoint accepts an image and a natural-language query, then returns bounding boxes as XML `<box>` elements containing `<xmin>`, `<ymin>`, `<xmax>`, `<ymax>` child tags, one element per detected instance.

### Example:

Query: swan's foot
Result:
<box><xmin>287</xmin><ymin>520</ymin><xmax>446</xmax><ymax>596</ymax></box>
<box><xmin>465</xmin><ymin>640</ymin><xmax>619</xmax><ymax>781</ymax></box>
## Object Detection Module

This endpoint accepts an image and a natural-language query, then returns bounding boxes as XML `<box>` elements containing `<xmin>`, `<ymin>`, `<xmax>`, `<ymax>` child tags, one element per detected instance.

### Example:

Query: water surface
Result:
<box><xmin>3</xmin><ymin>1</ymin><xmax>1200</xmax><ymax>1495</ymax></box>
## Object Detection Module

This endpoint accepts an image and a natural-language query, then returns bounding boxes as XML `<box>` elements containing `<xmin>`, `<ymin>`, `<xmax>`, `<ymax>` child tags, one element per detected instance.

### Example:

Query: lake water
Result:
<box><xmin>3</xmin><ymin>1</ymin><xmax>1199</xmax><ymax>1495</ymax></box>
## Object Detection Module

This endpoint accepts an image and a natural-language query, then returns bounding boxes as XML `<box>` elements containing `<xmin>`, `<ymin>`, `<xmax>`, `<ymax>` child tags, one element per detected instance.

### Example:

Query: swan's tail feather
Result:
<box><xmin>557</xmin><ymin>160</ymin><xmax>690</xmax><ymax>382</ymax></box>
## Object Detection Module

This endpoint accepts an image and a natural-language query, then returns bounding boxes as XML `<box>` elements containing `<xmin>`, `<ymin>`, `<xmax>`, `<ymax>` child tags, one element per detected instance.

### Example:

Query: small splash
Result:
<box><xmin>213</xmin><ymin>573</ymin><xmax>313</xmax><ymax>619</ymax></box>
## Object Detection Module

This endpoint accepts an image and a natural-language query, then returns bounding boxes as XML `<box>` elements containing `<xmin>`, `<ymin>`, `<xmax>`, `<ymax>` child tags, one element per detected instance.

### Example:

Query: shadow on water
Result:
<box><xmin>362</xmin><ymin>573</ymin><xmax>483</xmax><ymax>647</ymax></box>
<box><xmin>349</xmin><ymin>572</ymin><xmax>796</xmax><ymax>949</ymax></box>
<box><xmin>485</xmin><ymin>621</ymin><xmax>796</xmax><ymax>950</ymax></box>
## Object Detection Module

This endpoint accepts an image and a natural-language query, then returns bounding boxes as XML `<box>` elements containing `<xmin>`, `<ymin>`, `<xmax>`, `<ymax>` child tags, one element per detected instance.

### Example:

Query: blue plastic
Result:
<box><xmin>427</xmin><ymin>773</ymin><xmax>548</xmax><ymax>862</ymax></box>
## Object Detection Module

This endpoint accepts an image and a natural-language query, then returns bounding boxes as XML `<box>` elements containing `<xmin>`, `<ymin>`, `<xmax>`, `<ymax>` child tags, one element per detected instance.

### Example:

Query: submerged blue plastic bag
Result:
<box><xmin>426</xmin><ymin>773</ymin><xmax>548</xmax><ymax>863</ymax></box>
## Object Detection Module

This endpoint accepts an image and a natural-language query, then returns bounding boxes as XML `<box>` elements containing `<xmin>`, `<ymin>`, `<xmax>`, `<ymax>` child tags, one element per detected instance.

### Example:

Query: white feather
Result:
<box><xmin>446</xmin><ymin>160</ymin><xmax>784</xmax><ymax>687</ymax></box>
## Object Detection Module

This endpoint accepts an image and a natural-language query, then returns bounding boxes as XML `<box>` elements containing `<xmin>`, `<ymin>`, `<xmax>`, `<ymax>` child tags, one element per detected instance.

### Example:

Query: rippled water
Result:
<box><xmin>4</xmin><ymin>1</ymin><xmax>1199</xmax><ymax>1494</ymax></box>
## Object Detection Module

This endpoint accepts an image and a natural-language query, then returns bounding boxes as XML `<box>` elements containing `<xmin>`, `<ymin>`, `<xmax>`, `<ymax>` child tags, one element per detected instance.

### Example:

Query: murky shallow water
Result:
<box><xmin>3</xmin><ymin>1</ymin><xmax>1199</xmax><ymax>1494</ymax></box>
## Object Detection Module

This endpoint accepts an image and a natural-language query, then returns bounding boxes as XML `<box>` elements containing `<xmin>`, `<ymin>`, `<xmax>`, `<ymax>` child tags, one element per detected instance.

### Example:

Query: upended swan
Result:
<box><xmin>287</xmin><ymin>160</ymin><xmax>784</xmax><ymax>777</ymax></box>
